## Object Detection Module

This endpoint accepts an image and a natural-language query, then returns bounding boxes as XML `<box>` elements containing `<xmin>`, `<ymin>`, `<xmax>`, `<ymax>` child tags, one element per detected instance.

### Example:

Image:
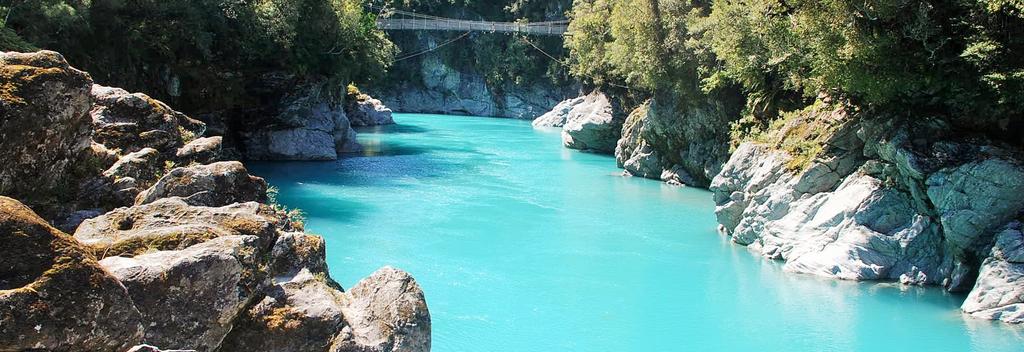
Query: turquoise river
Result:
<box><xmin>248</xmin><ymin>113</ymin><xmax>1024</xmax><ymax>352</ymax></box>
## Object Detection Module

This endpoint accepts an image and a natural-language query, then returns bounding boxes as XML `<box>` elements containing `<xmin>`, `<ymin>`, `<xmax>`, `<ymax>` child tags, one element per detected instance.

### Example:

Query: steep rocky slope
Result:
<box><xmin>537</xmin><ymin>93</ymin><xmax>1024</xmax><ymax>323</ymax></box>
<box><xmin>0</xmin><ymin>50</ymin><xmax>431</xmax><ymax>350</ymax></box>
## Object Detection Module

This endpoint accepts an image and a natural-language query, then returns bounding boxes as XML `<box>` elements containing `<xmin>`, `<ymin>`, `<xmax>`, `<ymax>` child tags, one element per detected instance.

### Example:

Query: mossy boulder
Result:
<box><xmin>0</xmin><ymin>196</ymin><xmax>144</xmax><ymax>351</ymax></box>
<box><xmin>136</xmin><ymin>161</ymin><xmax>269</xmax><ymax>207</ymax></box>
<box><xmin>0</xmin><ymin>51</ymin><xmax>93</xmax><ymax>209</ymax></box>
<box><xmin>90</xmin><ymin>85</ymin><xmax>205</xmax><ymax>157</ymax></box>
<box><xmin>74</xmin><ymin>197</ymin><xmax>286</xmax><ymax>258</ymax></box>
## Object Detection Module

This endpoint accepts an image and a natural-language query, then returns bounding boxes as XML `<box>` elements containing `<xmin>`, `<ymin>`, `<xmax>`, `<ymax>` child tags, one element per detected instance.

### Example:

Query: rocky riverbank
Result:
<box><xmin>539</xmin><ymin>92</ymin><xmax>1024</xmax><ymax>324</ymax></box>
<box><xmin>0</xmin><ymin>50</ymin><xmax>431</xmax><ymax>350</ymax></box>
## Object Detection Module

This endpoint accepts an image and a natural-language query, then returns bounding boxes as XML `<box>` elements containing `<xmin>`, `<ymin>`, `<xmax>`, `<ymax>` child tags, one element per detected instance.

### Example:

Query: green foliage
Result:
<box><xmin>568</xmin><ymin>0</ymin><xmax>1024</xmax><ymax>142</ymax></box>
<box><xmin>0</xmin><ymin>27</ymin><xmax>34</xmax><ymax>51</ymax></box>
<box><xmin>3</xmin><ymin>0</ymin><xmax>395</xmax><ymax>114</ymax></box>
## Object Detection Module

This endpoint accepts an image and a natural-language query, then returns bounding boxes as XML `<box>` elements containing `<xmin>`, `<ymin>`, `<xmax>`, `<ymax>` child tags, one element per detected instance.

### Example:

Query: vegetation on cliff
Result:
<box><xmin>567</xmin><ymin>0</ymin><xmax>1024</xmax><ymax>144</ymax></box>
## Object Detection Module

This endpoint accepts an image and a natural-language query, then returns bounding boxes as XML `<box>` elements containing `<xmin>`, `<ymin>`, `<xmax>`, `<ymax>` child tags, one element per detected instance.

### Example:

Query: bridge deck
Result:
<box><xmin>376</xmin><ymin>18</ymin><xmax>568</xmax><ymax>36</ymax></box>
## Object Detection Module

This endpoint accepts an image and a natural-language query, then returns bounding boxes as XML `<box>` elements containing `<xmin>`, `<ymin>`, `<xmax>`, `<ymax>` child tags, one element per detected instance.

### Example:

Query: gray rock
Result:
<box><xmin>0</xmin><ymin>196</ymin><xmax>145</xmax><ymax>351</ymax></box>
<box><xmin>100</xmin><ymin>235</ymin><xmax>270</xmax><ymax>351</ymax></box>
<box><xmin>176</xmin><ymin>136</ymin><xmax>223</xmax><ymax>164</ymax></box>
<box><xmin>926</xmin><ymin>159</ymin><xmax>1024</xmax><ymax>258</ymax></box>
<box><xmin>371</xmin><ymin>52</ymin><xmax>576</xmax><ymax>119</ymax></box>
<box><xmin>74</xmin><ymin>197</ymin><xmax>283</xmax><ymax>257</ymax></box>
<box><xmin>219</xmin><ymin>268</ymin><xmax>348</xmax><ymax>352</ymax></box>
<box><xmin>330</xmin><ymin>267</ymin><xmax>431</xmax><ymax>352</ymax></box>
<box><xmin>532</xmin><ymin>97</ymin><xmax>584</xmax><ymax>128</ymax></box>
<box><xmin>561</xmin><ymin>91</ymin><xmax>624</xmax><ymax>154</ymax></box>
<box><xmin>962</xmin><ymin>222</ymin><xmax>1024</xmax><ymax>323</ymax></box>
<box><xmin>0</xmin><ymin>51</ymin><xmax>93</xmax><ymax>208</ymax></box>
<box><xmin>347</xmin><ymin>96</ymin><xmax>395</xmax><ymax>126</ymax></box>
<box><xmin>104</xmin><ymin>148</ymin><xmax>162</xmax><ymax>182</ymax></box>
<box><xmin>613</xmin><ymin>97</ymin><xmax>738</xmax><ymax>186</ymax></box>
<box><xmin>135</xmin><ymin>161</ymin><xmax>268</xmax><ymax>207</ymax></box>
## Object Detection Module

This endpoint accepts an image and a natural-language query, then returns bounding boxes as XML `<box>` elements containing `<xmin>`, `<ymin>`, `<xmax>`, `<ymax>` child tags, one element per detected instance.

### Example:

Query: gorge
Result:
<box><xmin>2</xmin><ymin>0</ymin><xmax>1024</xmax><ymax>351</ymax></box>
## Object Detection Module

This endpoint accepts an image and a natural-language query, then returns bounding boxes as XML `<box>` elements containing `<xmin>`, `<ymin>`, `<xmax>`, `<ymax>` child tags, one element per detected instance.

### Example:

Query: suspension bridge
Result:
<box><xmin>373</xmin><ymin>8</ymin><xmax>569</xmax><ymax>36</ymax></box>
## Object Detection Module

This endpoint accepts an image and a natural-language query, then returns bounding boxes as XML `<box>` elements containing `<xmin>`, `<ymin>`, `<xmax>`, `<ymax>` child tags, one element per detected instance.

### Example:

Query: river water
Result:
<box><xmin>248</xmin><ymin>113</ymin><xmax>1023</xmax><ymax>352</ymax></box>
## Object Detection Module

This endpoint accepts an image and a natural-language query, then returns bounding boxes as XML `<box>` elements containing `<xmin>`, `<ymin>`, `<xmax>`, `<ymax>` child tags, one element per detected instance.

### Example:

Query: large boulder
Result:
<box><xmin>962</xmin><ymin>222</ymin><xmax>1024</xmax><ymax>323</ymax></box>
<box><xmin>0</xmin><ymin>196</ymin><xmax>145</xmax><ymax>351</ymax></box>
<box><xmin>100</xmin><ymin>235</ymin><xmax>270</xmax><ymax>350</ymax></box>
<box><xmin>347</xmin><ymin>95</ymin><xmax>395</xmax><ymax>126</ymax></box>
<box><xmin>135</xmin><ymin>161</ymin><xmax>268</xmax><ymax>207</ymax></box>
<box><xmin>90</xmin><ymin>84</ymin><xmax>205</xmax><ymax>156</ymax></box>
<box><xmin>926</xmin><ymin>159</ymin><xmax>1024</xmax><ymax>258</ymax></box>
<box><xmin>0</xmin><ymin>51</ymin><xmax>93</xmax><ymax>208</ymax></box>
<box><xmin>561</xmin><ymin>91</ymin><xmax>625</xmax><ymax>154</ymax></box>
<box><xmin>331</xmin><ymin>267</ymin><xmax>431</xmax><ymax>352</ymax></box>
<box><xmin>74</xmin><ymin>197</ymin><xmax>284</xmax><ymax>257</ymax></box>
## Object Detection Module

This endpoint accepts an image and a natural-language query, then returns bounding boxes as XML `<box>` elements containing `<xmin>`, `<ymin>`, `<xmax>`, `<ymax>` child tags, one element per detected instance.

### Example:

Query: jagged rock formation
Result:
<box><xmin>704</xmin><ymin>101</ymin><xmax>1024</xmax><ymax>322</ymax></box>
<box><xmin>0</xmin><ymin>50</ymin><xmax>431</xmax><ymax>350</ymax></box>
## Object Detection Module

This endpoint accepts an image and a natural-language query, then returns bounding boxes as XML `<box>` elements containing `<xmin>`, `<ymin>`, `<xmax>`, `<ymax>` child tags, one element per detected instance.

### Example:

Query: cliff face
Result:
<box><xmin>0</xmin><ymin>51</ymin><xmax>431</xmax><ymax>350</ymax></box>
<box><xmin>373</xmin><ymin>42</ymin><xmax>578</xmax><ymax>119</ymax></box>
<box><xmin>538</xmin><ymin>91</ymin><xmax>1024</xmax><ymax>323</ymax></box>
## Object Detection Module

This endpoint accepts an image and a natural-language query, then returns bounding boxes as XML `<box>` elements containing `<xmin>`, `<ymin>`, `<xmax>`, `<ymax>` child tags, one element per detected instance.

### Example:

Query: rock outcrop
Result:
<box><xmin>241</xmin><ymin>78</ymin><xmax>362</xmax><ymax>160</ymax></box>
<box><xmin>346</xmin><ymin>95</ymin><xmax>395</xmax><ymax>126</ymax></box>
<box><xmin>531</xmin><ymin>96</ymin><xmax>583</xmax><ymax>128</ymax></box>
<box><xmin>0</xmin><ymin>50</ymin><xmax>431</xmax><ymax>350</ymax></box>
<box><xmin>962</xmin><ymin>221</ymin><xmax>1024</xmax><ymax>323</ymax></box>
<box><xmin>612</xmin><ymin>96</ymin><xmax>738</xmax><ymax>187</ymax></box>
<box><xmin>560</xmin><ymin>91</ymin><xmax>625</xmax><ymax>154</ymax></box>
<box><xmin>135</xmin><ymin>161</ymin><xmax>269</xmax><ymax>207</ymax></box>
<box><xmin>708</xmin><ymin>101</ymin><xmax>1024</xmax><ymax>323</ymax></box>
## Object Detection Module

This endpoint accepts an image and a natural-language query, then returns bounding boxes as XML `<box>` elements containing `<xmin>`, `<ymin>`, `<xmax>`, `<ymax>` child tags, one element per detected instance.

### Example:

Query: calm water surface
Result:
<box><xmin>249</xmin><ymin>113</ymin><xmax>1024</xmax><ymax>352</ymax></box>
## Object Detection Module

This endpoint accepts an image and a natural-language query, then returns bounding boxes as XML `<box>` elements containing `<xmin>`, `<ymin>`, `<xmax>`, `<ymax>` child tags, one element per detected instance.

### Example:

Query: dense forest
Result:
<box><xmin>567</xmin><ymin>0</ymin><xmax>1024</xmax><ymax>146</ymax></box>
<box><xmin>0</xmin><ymin>0</ymin><xmax>394</xmax><ymax>116</ymax></box>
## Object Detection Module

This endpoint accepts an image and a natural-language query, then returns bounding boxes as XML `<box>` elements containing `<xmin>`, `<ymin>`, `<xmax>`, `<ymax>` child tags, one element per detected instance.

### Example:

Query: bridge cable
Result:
<box><xmin>392</xmin><ymin>31</ymin><xmax>472</xmax><ymax>62</ymax></box>
<box><xmin>518</xmin><ymin>36</ymin><xmax>631</xmax><ymax>90</ymax></box>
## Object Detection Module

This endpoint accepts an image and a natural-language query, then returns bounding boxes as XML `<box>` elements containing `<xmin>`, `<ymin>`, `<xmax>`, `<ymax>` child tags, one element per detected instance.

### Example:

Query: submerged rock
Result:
<box><xmin>0</xmin><ymin>196</ymin><xmax>145</xmax><ymax>351</ymax></box>
<box><xmin>561</xmin><ymin>91</ymin><xmax>625</xmax><ymax>154</ymax></box>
